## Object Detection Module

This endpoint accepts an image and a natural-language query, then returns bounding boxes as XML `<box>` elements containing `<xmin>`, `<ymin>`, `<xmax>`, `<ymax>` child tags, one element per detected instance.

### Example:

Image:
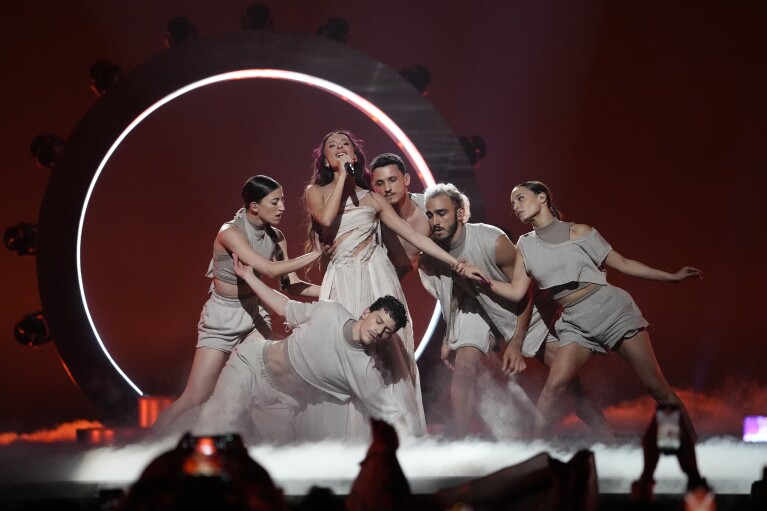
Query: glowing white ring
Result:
<box><xmin>76</xmin><ymin>69</ymin><xmax>442</xmax><ymax>395</ymax></box>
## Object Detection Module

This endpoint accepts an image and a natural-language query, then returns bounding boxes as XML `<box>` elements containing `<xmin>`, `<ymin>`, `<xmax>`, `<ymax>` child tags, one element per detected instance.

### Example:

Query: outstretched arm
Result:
<box><xmin>232</xmin><ymin>254</ymin><xmax>289</xmax><ymax>317</ymax></box>
<box><xmin>604</xmin><ymin>250</ymin><xmax>703</xmax><ymax>282</ymax></box>
<box><xmin>482</xmin><ymin>251</ymin><xmax>532</xmax><ymax>303</ymax></box>
<box><xmin>369</xmin><ymin>192</ymin><xmax>489</xmax><ymax>281</ymax></box>
<box><xmin>569</xmin><ymin>222</ymin><xmax>703</xmax><ymax>283</ymax></box>
<box><xmin>218</xmin><ymin>226</ymin><xmax>321</xmax><ymax>279</ymax></box>
<box><xmin>277</xmin><ymin>237</ymin><xmax>321</xmax><ymax>298</ymax></box>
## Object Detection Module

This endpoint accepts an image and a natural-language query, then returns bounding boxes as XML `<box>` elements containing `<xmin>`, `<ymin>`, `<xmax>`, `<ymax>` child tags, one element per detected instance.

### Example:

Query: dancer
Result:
<box><xmin>465</xmin><ymin>180</ymin><xmax>702</xmax><ymax>438</ymax></box>
<box><xmin>370</xmin><ymin>152</ymin><xmax>430</xmax><ymax>279</ymax></box>
<box><xmin>302</xmin><ymin>130</ymin><xmax>487</xmax><ymax>440</ymax></box>
<box><xmin>420</xmin><ymin>183</ymin><xmax>611</xmax><ymax>439</ymax></box>
<box><xmin>193</xmin><ymin>255</ymin><xmax>422</xmax><ymax>443</ymax></box>
<box><xmin>153</xmin><ymin>175</ymin><xmax>322</xmax><ymax>432</ymax></box>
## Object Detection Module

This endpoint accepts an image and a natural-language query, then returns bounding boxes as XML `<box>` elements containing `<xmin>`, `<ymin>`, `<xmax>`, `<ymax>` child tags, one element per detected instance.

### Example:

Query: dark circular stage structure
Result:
<box><xmin>36</xmin><ymin>30</ymin><xmax>483</xmax><ymax>422</ymax></box>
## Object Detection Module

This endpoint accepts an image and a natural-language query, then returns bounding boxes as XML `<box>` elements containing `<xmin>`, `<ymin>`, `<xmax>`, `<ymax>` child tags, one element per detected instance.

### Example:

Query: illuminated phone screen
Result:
<box><xmin>656</xmin><ymin>407</ymin><xmax>681</xmax><ymax>453</ymax></box>
<box><xmin>743</xmin><ymin>415</ymin><xmax>767</xmax><ymax>443</ymax></box>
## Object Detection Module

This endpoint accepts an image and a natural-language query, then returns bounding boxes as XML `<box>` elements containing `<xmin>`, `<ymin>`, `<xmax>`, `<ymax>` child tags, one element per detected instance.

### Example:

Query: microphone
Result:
<box><xmin>344</xmin><ymin>162</ymin><xmax>355</xmax><ymax>176</ymax></box>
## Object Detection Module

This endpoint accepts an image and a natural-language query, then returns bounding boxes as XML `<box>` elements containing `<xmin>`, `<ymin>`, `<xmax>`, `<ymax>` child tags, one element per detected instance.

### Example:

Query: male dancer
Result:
<box><xmin>371</xmin><ymin>159</ymin><xmax>537</xmax><ymax>437</ymax></box>
<box><xmin>370</xmin><ymin>153</ymin><xmax>431</xmax><ymax>279</ymax></box>
<box><xmin>192</xmin><ymin>255</ymin><xmax>423</xmax><ymax>443</ymax></box>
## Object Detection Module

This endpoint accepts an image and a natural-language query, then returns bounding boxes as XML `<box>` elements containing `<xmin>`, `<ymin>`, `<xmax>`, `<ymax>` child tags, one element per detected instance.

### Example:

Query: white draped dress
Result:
<box><xmin>294</xmin><ymin>190</ymin><xmax>426</xmax><ymax>441</ymax></box>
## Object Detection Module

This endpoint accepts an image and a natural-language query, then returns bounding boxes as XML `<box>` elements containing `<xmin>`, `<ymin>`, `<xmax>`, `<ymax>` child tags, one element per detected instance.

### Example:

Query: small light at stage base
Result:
<box><xmin>138</xmin><ymin>395</ymin><xmax>174</xmax><ymax>428</ymax></box>
<box><xmin>76</xmin><ymin>427</ymin><xmax>143</xmax><ymax>446</ymax></box>
<box><xmin>743</xmin><ymin>415</ymin><xmax>767</xmax><ymax>442</ymax></box>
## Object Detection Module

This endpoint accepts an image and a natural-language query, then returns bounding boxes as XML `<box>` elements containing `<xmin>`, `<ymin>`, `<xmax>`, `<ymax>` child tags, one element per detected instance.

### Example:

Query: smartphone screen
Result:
<box><xmin>656</xmin><ymin>406</ymin><xmax>681</xmax><ymax>453</ymax></box>
<box><xmin>743</xmin><ymin>415</ymin><xmax>767</xmax><ymax>443</ymax></box>
<box><xmin>182</xmin><ymin>435</ymin><xmax>234</xmax><ymax>477</ymax></box>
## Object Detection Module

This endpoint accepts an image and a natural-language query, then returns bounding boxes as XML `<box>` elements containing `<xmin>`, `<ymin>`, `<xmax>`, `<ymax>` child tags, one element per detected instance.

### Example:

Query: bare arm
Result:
<box><xmin>494</xmin><ymin>233</ymin><xmax>517</xmax><ymax>281</ymax></box>
<box><xmin>368</xmin><ymin>193</ymin><xmax>490</xmax><ymax>283</ymax></box>
<box><xmin>278</xmin><ymin>238</ymin><xmax>321</xmax><ymax>298</ymax></box>
<box><xmin>570</xmin><ymin>222</ymin><xmax>703</xmax><ymax>282</ymax></box>
<box><xmin>492</xmin><ymin>234</ymin><xmax>530</xmax><ymax>373</ymax></box>
<box><xmin>218</xmin><ymin>226</ymin><xmax>320</xmax><ymax>279</ymax></box>
<box><xmin>502</xmin><ymin>290</ymin><xmax>532</xmax><ymax>375</ymax></box>
<box><xmin>440</xmin><ymin>334</ymin><xmax>453</xmax><ymax>370</ymax></box>
<box><xmin>604</xmin><ymin>250</ymin><xmax>703</xmax><ymax>282</ymax></box>
<box><xmin>483</xmin><ymin>249</ymin><xmax>532</xmax><ymax>303</ymax></box>
<box><xmin>372</xmin><ymin>193</ymin><xmax>457</xmax><ymax>264</ymax></box>
<box><xmin>305</xmin><ymin>176</ymin><xmax>349</xmax><ymax>230</ymax></box>
<box><xmin>232</xmin><ymin>254</ymin><xmax>289</xmax><ymax>317</ymax></box>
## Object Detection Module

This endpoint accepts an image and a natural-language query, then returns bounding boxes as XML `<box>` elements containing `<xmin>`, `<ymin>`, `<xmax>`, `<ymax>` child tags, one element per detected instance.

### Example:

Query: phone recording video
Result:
<box><xmin>656</xmin><ymin>404</ymin><xmax>681</xmax><ymax>454</ymax></box>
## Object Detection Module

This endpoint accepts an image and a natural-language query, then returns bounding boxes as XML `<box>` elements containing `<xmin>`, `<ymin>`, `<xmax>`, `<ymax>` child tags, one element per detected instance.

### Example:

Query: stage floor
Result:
<box><xmin>0</xmin><ymin>434</ymin><xmax>763</xmax><ymax>503</ymax></box>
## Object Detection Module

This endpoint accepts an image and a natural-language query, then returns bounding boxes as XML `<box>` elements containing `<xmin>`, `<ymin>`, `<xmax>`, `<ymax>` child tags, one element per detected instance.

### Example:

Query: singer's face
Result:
<box><xmin>372</xmin><ymin>164</ymin><xmax>410</xmax><ymax>207</ymax></box>
<box><xmin>323</xmin><ymin>133</ymin><xmax>357</xmax><ymax>170</ymax></box>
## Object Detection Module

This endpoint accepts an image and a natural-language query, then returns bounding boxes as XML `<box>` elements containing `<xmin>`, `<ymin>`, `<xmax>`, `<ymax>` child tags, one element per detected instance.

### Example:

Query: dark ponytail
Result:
<box><xmin>516</xmin><ymin>180</ymin><xmax>561</xmax><ymax>219</ymax></box>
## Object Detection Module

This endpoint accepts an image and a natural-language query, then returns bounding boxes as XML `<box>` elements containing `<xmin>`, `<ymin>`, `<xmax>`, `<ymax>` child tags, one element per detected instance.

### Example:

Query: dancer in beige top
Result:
<box><xmin>464</xmin><ymin>180</ymin><xmax>702</xmax><ymax>440</ymax></box>
<box><xmin>154</xmin><ymin>175</ymin><xmax>322</xmax><ymax>432</ymax></box>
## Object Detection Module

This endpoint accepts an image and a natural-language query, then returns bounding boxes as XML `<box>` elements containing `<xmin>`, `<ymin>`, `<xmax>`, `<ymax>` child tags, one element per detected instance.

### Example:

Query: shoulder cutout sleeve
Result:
<box><xmin>580</xmin><ymin>229</ymin><xmax>612</xmax><ymax>266</ymax></box>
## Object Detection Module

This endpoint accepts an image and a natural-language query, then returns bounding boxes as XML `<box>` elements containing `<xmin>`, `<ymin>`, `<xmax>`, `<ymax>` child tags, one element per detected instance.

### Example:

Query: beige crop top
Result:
<box><xmin>517</xmin><ymin>221</ymin><xmax>612</xmax><ymax>299</ymax></box>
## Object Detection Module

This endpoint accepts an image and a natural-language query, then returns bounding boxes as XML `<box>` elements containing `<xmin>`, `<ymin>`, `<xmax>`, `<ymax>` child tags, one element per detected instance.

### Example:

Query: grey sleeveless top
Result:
<box><xmin>206</xmin><ymin>208</ymin><xmax>277</xmax><ymax>285</ymax></box>
<box><xmin>420</xmin><ymin>223</ymin><xmax>520</xmax><ymax>340</ymax></box>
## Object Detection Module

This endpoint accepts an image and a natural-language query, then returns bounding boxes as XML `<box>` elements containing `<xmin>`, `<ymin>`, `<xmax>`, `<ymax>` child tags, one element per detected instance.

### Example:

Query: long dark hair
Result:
<box><xmin>310</xmin><ymin>129</ymin><xmax>370</xmax><ymax>189</ymax></box>
<box><xmin>516</xmin><ymin>180</ymin><xmax>562</xmax><ymax>219</ymax></box>
<box><xmin>242</xmin><ymin>175</ymin><xmax>289</xmax><ymax>289</ymax></box>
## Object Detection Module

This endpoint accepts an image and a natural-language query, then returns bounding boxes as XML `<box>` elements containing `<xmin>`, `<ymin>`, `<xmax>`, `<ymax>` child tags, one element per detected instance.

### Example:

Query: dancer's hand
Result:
<box><xmin>440</xmin><ymin>337</ymin><xmax>453</xmax><ymax>370</ymax></box>
<box><xmin>232</xmin><ymin>253</ymin><xmax>254</xmax><ymax>280</ymax></box>
<box><xmin>450</xmin><ymin>258</ymin><xmax>466</xmax><ymax>273</ymax></box>
<box><xmin>458</xmin><ymin>263</ymin><xmax>492</xmax><ymax>286</ymax></box>
<box><xmin>310</xmin><ymin>231</ymin><xmax>325</xmax><ymax>254</ymax></box>
<box><xmin>501</xmin><ymin>341</ymin><xmax>526</xmax><ymax>376</ymax></box>
<box><xmin>670</xmin><ymin>266</ymin><xmax>703</xmax><ymax>282</ymax></box>
<box><xmin>324</xmin><ymin>238</ymin><xmax>340</xmax><ymax>257</ymax></box>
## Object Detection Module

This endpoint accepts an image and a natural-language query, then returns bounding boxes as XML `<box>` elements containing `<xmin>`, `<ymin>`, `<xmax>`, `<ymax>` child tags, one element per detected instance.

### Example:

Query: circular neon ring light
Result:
<box><xmin>37</xmin><ymin>31</ymin><xmax>480</xmax><ymax>420</ymax></box>
<box><xmin>78</xmin><ymin>69</ymin><xmax>442</xmax><ymax>395</ymax></box>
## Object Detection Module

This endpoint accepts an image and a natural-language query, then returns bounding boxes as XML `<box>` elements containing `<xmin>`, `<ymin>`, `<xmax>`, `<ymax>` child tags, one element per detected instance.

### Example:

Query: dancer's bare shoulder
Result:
<box><xmin>569</xmin><ymin>222</ymin><xmax>593</xmax><ymax>239</ymax></box>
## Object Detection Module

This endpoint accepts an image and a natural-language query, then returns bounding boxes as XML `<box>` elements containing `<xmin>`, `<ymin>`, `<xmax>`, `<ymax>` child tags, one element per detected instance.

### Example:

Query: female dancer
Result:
<box><xmin>468</xmin><ymin>181</ymin><xmax>702</xmax><ymax>439</ymax></box>
<box><xmin>302</xmin><ymin>130</ymin><xmax>487</xmax><ymax>440</ymax></box>
<box><xmin>153</xmin><ymin>175</ymin><xmax>322</xmax><ymax>431</ymax></box>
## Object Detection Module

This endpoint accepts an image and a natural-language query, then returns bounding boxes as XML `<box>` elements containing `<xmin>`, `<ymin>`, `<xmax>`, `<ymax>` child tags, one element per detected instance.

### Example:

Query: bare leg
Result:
<box><xmin>541</xmin><ymin>342</ymin><xmax>615</xmax><ymax>442</ymax></box>
<box><xmin>152</xmin><ymin>347</ymin><xmax>229</xmax><ymax>431</ymax></box>
<box><xmin>616</xmin><ymin>330</ymin><xmax>698</xmax><ymax>442</ymax></box>
<box><xmin>450</xmin><ymin>346</ymin><xmax>483</xmax><ymax>438</ymax></box>
<box><xmin>633</xmin><ymin>404</ymin><xmax>704</xmax><ymax>503</ymax></box>
<box><xmin>534</xmin><ymin>343</ymin><xmax>592</xmax><ymax>437</ymax></box>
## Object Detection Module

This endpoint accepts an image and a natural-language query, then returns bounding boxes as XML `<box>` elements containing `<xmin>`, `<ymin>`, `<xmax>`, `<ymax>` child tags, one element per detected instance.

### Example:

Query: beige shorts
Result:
<box><xmin>447</xmin><ymin>300</ymin><xmax>495</xmax><ymax>353</ymax></box>
<box><xmin>196</xmin><ymin>289</ymin><xmax>272</xmax><ymax>352</ymax></box>
<box><xmin>556</xmin><ymin>284</ymin><xmax>649</xmax><ymax>354</ymax></box>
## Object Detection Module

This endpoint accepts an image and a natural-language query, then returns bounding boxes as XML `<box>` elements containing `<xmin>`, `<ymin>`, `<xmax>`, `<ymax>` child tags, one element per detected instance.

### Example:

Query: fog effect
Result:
<box><xmin>1</xmin><ymin>383</ymin><xmax>765</xmax><ymax>495</ymax></box>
